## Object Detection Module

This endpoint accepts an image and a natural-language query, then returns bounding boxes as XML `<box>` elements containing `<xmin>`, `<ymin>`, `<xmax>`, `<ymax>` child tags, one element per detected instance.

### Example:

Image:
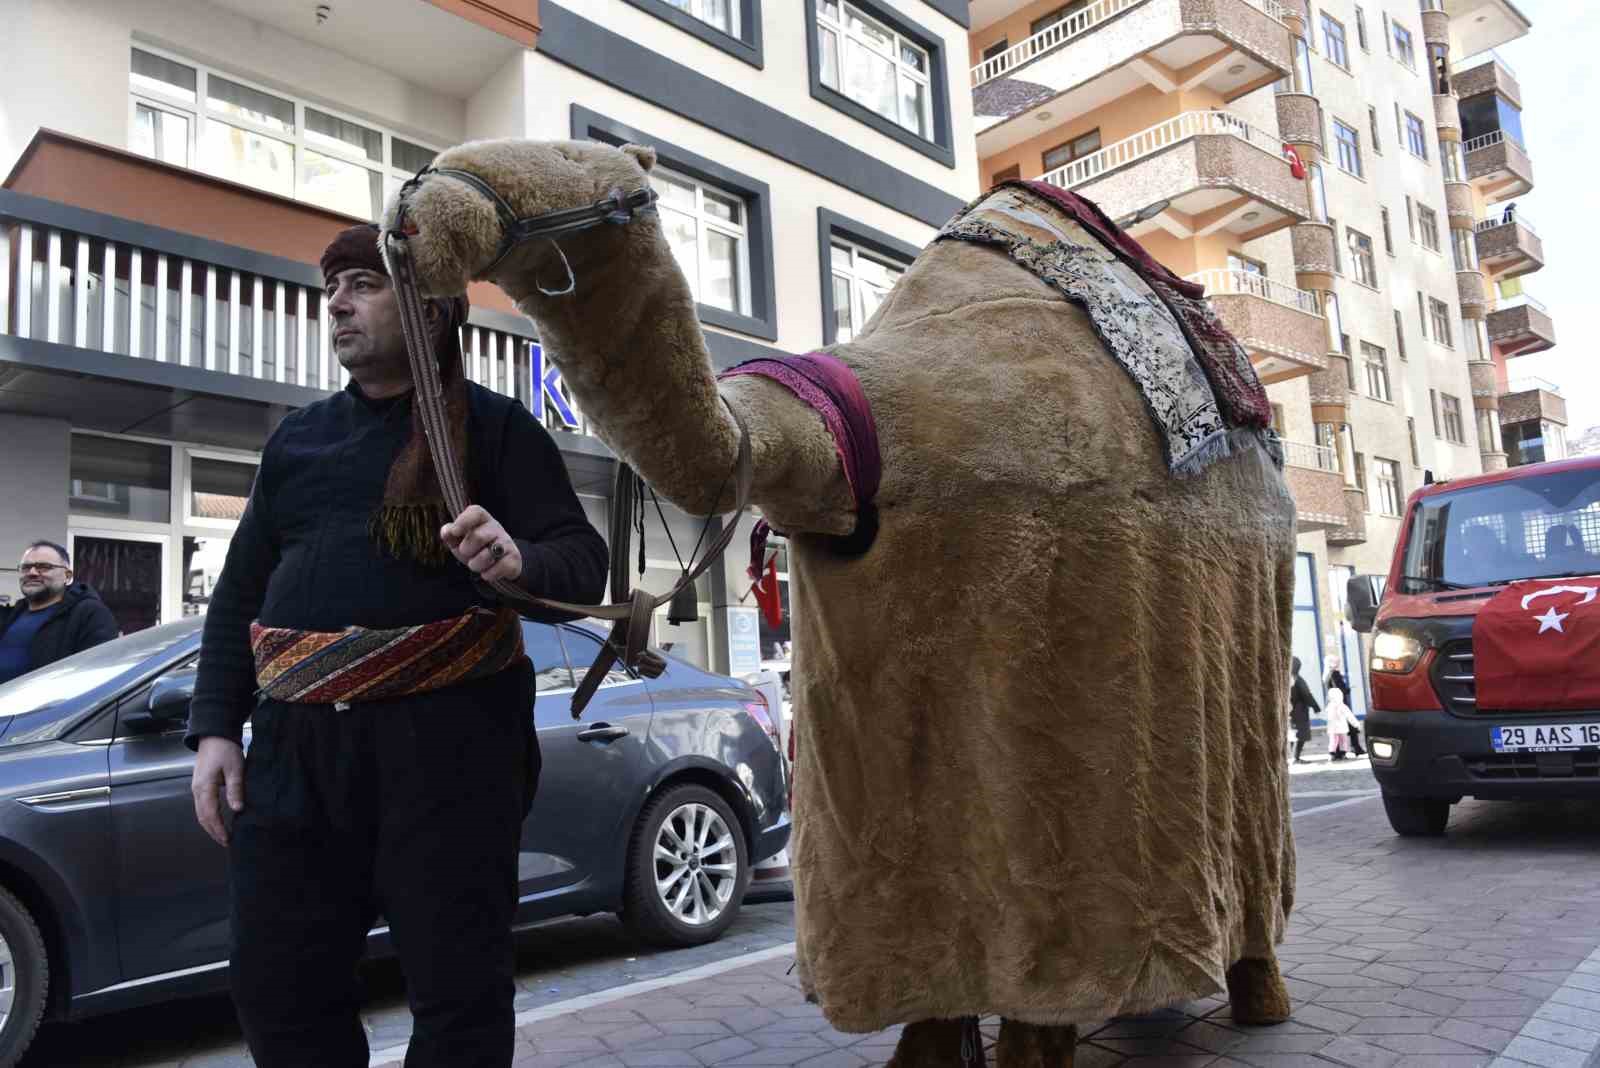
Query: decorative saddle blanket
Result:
<box><xmin>250</xmin><ymin>603</ymin><xmax>525</xmax><ymax>707</ymax></box>
<box><xmin>938</xmin><ymin>181</ymin><xmax>1278</xmax><ymax>477</ymax></box>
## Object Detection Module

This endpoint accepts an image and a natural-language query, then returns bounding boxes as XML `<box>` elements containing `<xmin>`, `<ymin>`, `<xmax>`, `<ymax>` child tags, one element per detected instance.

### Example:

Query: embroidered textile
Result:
<box><xmin>250</xmin><ymin>604</ymin><xmax>525</xmax><ymax>706</ymax></box>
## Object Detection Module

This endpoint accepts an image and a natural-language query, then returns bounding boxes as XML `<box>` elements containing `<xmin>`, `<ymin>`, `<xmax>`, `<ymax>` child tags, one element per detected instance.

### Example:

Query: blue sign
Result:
<box><xmin>530</xmin><ymin>342</ymin><xmax>580</xmax><ymax>429</ymax></box>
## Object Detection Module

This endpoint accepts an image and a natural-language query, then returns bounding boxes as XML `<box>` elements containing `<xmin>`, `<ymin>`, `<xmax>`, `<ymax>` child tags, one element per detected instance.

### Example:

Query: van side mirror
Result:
<box><xmin>1346</xmin><ymin>575</ymin><xmax>1382</xmax><ymax>633</ymax></box>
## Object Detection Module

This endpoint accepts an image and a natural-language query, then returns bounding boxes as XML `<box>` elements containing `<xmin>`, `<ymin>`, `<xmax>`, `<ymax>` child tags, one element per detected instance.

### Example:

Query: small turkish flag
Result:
<box><xmin>750</xmin><ymin>555</ymin><xmax>783</xmax><ymax>631</ymax></box>
<box><xmin>1283</xmin><ymin>144</ymin><xmax>1306</xmax><ymax>180</ymax></box>
<box><xmin>1473</xmin><ymin>576</ymin><xmax>1600</xmax><ymax>711</ymax></box>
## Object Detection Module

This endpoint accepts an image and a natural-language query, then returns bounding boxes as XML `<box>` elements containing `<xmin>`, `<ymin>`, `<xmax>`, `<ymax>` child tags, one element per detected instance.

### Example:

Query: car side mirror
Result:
<box><xmin>122</xmin><ymin>677</ymin><xmax>194</xmax><ymax>732</ymax></box>
<box><xmin>1346</xmin><ymin>575</ymin><xmax>1382</xmax><ymax>633</ymax></box>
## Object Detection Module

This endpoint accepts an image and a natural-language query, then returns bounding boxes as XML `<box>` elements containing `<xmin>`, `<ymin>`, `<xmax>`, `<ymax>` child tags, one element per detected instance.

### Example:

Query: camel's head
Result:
<box><xmin>381</xmin><ymin>138</ymin><xmax>658</xmax><ymax>299</ymax></box>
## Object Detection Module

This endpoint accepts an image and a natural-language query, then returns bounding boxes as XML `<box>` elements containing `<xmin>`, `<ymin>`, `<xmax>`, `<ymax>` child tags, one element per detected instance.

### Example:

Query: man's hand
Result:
<box><xmin>441</xmin><ymin>505</ymin><xmax>523</xmax><ymax>583</ymax></box>
<box><xmin>192</xmin><ymin>737</ymin><xmax>245</xmax><ymax>846</ymax></box>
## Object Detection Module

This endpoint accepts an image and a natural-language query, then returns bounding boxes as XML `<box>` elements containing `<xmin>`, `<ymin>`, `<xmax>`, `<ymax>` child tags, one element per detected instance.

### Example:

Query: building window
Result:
<box><xmin>573</xmin><ymin>106</ymin><xmax>777</xmax><ymax>342</ymax></box>
<box><xmin>1460</xmin><ymin>91</ymin><xmax>1526</xmax><ymax>148</ymax></box>
<box><xmin>1417</xmin><ymin>290</ymin><xmax>1428</xmax><ymax>339</ymax></box>
<box><xmin>1349</xmin><ymin>228</ymin><xmax>1377</xmax><ymax>287</ymax></box>
<box><xmin>1440</xmin><ymin>393</ymin><xmax>1466</xmax><ymax>444</ymax></box>
<box><xmin>1374</xmin><ymin>458</ymin><xmax>1403</xmax><ymax>516</ymax></box>
<box><xmin>1228</xmin><ymin>252</ymin><xmax>1268</xmax><ymax>278</ymax></box>
<box><xmin>1030</xmin><ymin>2</ymin><xmax>1089</xmax><ymax>36</ymax></box>
<box><xmin>980</xmin><ymin>38</ymin><xmax>1009</xmax><ymax>62</ymax></box>
<box><xmin>1442</xmin><ymin>139</ymin><xmax>1464</xmax><ymax>181</ymax></box>
<box><xmin>1429</xmin><ymin>389</ymin><xmax>1441</xmax><ymax>435</ymax></box>
<box><xmin>1329</xmin><ymin>217</ymin><xmax>1343</xmax><ymax>273</ymax></box>
<box><xmin>1041</xmin><ymin>128</ymin><xmax>1102</xmax><ymax>174</ymax></box>
<box><xmin>1403</xmin><ymin>196</ymin><xmax>1416</xmax><ymax>241</ymax></box>
<box><xmin>1354</xmin><ymin>6</ymin><xmax>1370</xmax><ymax>49</ymax></box>
<box><xmin>1321</xmin><ymin>13</ymin><xmax>1350</xmax><ymax>68</ymax></box>
<box><xmin>1380</xmin><ymin>207</ymin><xmax>1394</xmax><ymax>255</ymax></box>
<box><xmin>1333</xmin><ymin>119</ymin><xmax>1363</xmax><ymax>177</ymax></box>
<box><xmin>1368</xmin><ymin>106</ymin><xmax>1384</xmax><ymax>155</ymax></box>
<box><xmin>1429</xmin><ymin>297</ymin><xmax>1453</xmax><ymax>345</ymax></box>
<box><xmin>1394</xmin><ymin>308</ymin><xmax>1407</xmax><ymax>360</ymax></box>
<box><xmin>1452</xmin><ymin>227</ymin><xmax>1477</xmax><ymax>271</ymax></box>
<box><xmin>128</xmin><ymin>47</ymin><xmax>438</xmax><ymax>221</ymax></box>
<box><xmin>1270</xmin><ymin>402</ymin><xmax>1286</xmax><ymax>435</ymax></box>
<box><xmin>1361</xmin><ymin>341</ymin><xmax>1391</xmax><ymax>401</ymax></box>
<box><xmin>1404</xmin><ymin>111</ymin><xmax>1429</xmax><ymax>159</ymax></box>
<box><xmin>1407</xmin><ymin>417</ymin><xmax>1420</xmax><ymax>466</ymax></box>
<box><xmin>1462</xmin><ymin>316</ymin><xmax>1485</xmax><ymax>360</ymax></box>
<box><xmin>818</xmin><ymin>208</ymin><xmax>919</xmax><ymax>344</ymax></box>
<box><xmin>1391</xmin><ymin>20</ymin><xmax>1416</xmax><ymax>69</ymax></box>
<box><xmin>813</xmin><ymin>0</ymin><xmax>945</xmax><ymax>156</ymax></box>
<box><xmin>623</xmin><ymin>0</ymin><xmax>763</xmax><ymax>65</ymax></box>
<box><xmin>1354</xmin><ymin>451</ymin><xmax>1368</xmax><ymax>492</ymax></box>
<box><xmin>1417</xmin><ymin>205</ymin><xmax>1440</xmax><ymax>251</ymax></box>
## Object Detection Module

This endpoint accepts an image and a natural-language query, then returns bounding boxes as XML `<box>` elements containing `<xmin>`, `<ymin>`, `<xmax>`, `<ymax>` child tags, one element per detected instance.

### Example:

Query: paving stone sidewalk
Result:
<box><xmin>496</xmin><ymin>797</ymin><xmax>1600</xmax><ymax>1068</ymax></box>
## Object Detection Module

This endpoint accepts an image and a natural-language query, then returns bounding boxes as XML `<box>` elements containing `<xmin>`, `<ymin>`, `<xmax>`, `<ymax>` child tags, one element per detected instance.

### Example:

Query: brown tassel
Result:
<box><xmin>370</xmin><ymin>502</ymin><xmax>454</xmax><ymax>568</ymax></box>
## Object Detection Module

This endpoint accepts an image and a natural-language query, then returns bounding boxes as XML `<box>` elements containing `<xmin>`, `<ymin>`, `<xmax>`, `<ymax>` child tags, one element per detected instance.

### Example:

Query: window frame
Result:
<box><xmin>1417</xmin><ymin>204</ymin><xmax>1441</xmax><ymax>251</ymax></box>
<box><xmin>1428</xmin><ymin>297</ymin><xmax>1454</xmax><ymax>347</ymax></box>
<box><xmin>1348</xmin><ymin>227</ymin><xmax>1378</xmax><ymax>288</ymax></box>
<box><xmin>1391</xmin><ymin>19</ymin><xmax>1417</xmax><ymax>70</ymax></box>
<box><xmin>127</xmin><ymin>44</ymin><xmax>441</xmax><ymax>222</ymax></box>
<box><xmin>1041</xmin><ymin>128</ymin><xmax>1102</xmax><ymax>174</ymax></box>
<box><xmin>1374</xmin><ymin>457</ymin><xmax>1404</xmax><ymax>517</ymax></box>
<box><xmin>1379</xmin><ymin>206</ymin><xmax>1394</xmax><ymax>255</ymax></box>
<box><xmin>1360</xmin><ymin>340</ymin><xmax>1391</xmax><ymax>402</ymax></box>
<box><xmin>804</xmin><ymin>0</ymin><xmax>956</xmax><ymax>167</ymax></box>
<box><xmin>816</xmin><ymin>208</ymin><xmax>921</xmax><ymax>345</ymax></box>
<box><xmin>1333</xmin><ymin>118</ymin><xmax>1363</xmax><ymax>177</ymax></box>
<box><xmin>571</xmin><ymin>105</ymin><xmax>778</xmax><ymax>342</ymax></box>
<box><xmin>1354</xmin><ymin>5</ymin><xmax>1370</xmax><ymax>50</ymax></box>
<box><xmin>1321</xmin><ymin>12</ymin><xmax>1350</xmax><ymax>69</ymax></box>
<box><xmin>1368</xmin><ymin>105</ymin><xmax>1383</xmax><ymax>155</ymax></box>
<box><xmin>1440</xmin><ymin>393</ymin><xmax>1466</xmax><ymax>445</ymax></box>
<box><xmin>621</xmin><ymin>0</ymin><xmax>765</xmax><ymax>67</ymax></box>
<box><xmin>1404</xmin><ymin>111</ymin><xmax>1429</xmax><ymax>160</ymax></box>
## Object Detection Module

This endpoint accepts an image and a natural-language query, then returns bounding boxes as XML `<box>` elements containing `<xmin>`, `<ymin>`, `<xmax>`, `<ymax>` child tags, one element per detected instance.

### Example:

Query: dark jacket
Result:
<box><xmin>0</xmin><ymin>581</ymin><xmax>120</xmax><ymax>676</ymax></box>
<box><xmin>1289</xmin><ymin>674</ymin><xmax>1320</xmax><ymax>734</ymax></box>
<box><xmin>186</xmin><ymin>380</ymin><xmax>609</xmax><ymax>750</ymax></box>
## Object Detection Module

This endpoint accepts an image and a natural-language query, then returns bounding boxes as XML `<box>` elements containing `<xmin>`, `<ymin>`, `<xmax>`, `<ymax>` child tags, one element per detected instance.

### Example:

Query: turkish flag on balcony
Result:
<box><xmin>750</xmin><ymin>554</ymin><xmax>783</xmax><ymax>631</ymax></box>
<box><xmin>1473</xmin><ymin>577</ymin><xmax>1600</xmax><ymax>711</ymax></box>
<box><xmin>1283</xmin><ymin>144</ymin><xmax>1306</xmax><ymax>180</ymax></box>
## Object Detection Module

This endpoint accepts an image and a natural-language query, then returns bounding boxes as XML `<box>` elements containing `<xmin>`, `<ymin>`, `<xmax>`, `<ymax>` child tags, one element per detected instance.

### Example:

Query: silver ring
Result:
<box><xmin>490</xmin><ymin>542</ymin><xmax>506</xmax><ymax>561</ymax></box>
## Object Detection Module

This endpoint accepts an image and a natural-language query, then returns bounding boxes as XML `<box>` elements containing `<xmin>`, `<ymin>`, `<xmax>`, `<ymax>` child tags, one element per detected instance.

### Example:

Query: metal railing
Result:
<box><xmin>0</xmin><ymin>191</ymin><xmax>591</xmax><ymax>436</ymax></box>
<box><xmin>1282</xmin><ymin>439</ymin><xmax>1340</xmax><ymax>472</ymax></box>
<box><xmin>1453</xmin><ymin>48</ymin><xmax>1517</xmax><ymax>78</ymax></box>
<box><xmin>1505</xmin><ymin>375</ymin><xmax>1561</xmax><ymax>395</ymax></box>
<box><xmin>1474</xmin><ymin>212</ymin><xmax>1537</xmax><ymax>237</ymax></box>
<box><xmin>971</xmin><ymin>0</ymin><xmax>1286</xmax><ymax>87</ymax></box>
<box><xmin>1187</xmin><ymin>269</ymin><xmax>1324</xmax><ymax>316</ymax></box>
<box><xmin>1036</xmin><ymin>110</ymin><xmax>1281</xmax><ymax>189</ymax></box>
<box><xmin>1494</xmin><ymin>292</ymin><xmax>1549</xmax><ymax>314</ymax></box>
<box><xmin>1463</xmin><ymin>128</ymin><xmax>1527</xmax><ymax>154</ymax></box>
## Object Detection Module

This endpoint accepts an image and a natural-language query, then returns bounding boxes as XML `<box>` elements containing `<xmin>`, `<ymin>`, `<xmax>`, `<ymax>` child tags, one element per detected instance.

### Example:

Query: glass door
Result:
<box><xmin>68</xmin><ymin>530</ymin><xmax>170</xmax><ymax>636</ymax></box>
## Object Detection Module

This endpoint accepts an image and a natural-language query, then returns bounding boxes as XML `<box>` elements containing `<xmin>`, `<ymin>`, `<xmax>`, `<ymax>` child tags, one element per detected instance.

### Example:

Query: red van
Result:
<box><xmin>1346</xmin><ymin>454</ymin><xmax>1600</xmax><ymax>837</ymax></box>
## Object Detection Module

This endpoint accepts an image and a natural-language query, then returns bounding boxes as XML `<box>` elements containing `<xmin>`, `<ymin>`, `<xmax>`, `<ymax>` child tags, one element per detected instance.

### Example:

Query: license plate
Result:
<box><xmin>1491</xmin><ymin>723</ymin><xmax>1600</xmax><ymax>753</ymax></box>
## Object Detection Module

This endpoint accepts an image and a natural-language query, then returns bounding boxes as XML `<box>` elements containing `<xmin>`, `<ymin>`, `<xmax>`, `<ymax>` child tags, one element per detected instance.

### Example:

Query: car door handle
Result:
<box><xmin>577</xmin><ymin>723</ymin><xmax>630</xmax><ymax>743</ymax></box>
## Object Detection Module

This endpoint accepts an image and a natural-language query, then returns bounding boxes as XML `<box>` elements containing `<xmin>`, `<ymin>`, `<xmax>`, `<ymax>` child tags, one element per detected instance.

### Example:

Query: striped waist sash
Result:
<box><xmin>250</xmin><ymin>605</ymin><xmax>525</xmax><ymax>707</ymax></box>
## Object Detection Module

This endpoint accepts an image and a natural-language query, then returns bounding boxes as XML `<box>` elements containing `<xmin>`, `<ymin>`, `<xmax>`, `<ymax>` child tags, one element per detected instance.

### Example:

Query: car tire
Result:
<box><xmin>622</xmin><ymin>784</ymin><xmax>749</xmax><ymax>948</ymax></box>
<box><xmin>0</xmin><ymin>885</ymin><xmax>49</xmax><ymax>1068</ymax></box>
<box><xmin>1382</xmin><ymin>793</ymin><xmax>1451</xmax><ymax>837</ymax></box>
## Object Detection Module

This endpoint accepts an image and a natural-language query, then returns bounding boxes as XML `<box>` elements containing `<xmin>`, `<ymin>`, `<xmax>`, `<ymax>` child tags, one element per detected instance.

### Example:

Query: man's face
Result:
<box><xmin>18</xmin><ymin>547</ymin><xmax>70</xmax><ymax>605</ymax></box>
<box><xmin>327</xmin><ymin>268</ymin><xmax>406</xmax><ymax>377</ymax></box>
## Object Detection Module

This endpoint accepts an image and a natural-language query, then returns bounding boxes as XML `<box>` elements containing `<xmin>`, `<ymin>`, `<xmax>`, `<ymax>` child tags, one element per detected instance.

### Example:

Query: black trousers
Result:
<box><xmin>228</xmin><ymin>664</ymin><xmax>538</xmax><ymax>1068</ymax></box>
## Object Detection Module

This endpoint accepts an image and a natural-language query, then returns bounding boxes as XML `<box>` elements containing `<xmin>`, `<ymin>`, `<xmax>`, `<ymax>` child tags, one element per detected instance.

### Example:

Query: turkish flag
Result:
<box><xmin>1473</xmin><ymin>576</ymin><xmax>1600</xmax><ymax>711</ymax></box>
<box><xmin>1283</xmin><ymin>144</ymin><xmax>1307</xmax><ymax>180</ymax></box>
<box><xmin>750</xmin><ymin>555</ymin><xmax>783</xmax><ymax>631</ymax></box>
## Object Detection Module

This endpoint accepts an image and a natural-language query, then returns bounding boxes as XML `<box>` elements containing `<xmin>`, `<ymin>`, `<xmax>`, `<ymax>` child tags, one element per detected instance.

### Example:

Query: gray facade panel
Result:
<box><xmin>620</xmin><ymin>0</ymin><xmax>765</xmax><ymax>66</ymax></box>
<box><xmin>0</xmin><ymin>416</ymin><xmax>70</xmax><ymax>596</ymax></box>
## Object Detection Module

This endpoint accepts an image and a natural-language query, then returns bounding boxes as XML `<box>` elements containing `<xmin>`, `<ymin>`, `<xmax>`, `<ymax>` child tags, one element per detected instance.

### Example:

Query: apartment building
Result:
<box><xmin>967</xmin><ymin>0</ymin><xmax>1558</xmax><ymax>707</ymax></box>
<box><xmin>0</xmin><ymin>0</ymin><xmax>978</xmax><ymax>678</ymax></box>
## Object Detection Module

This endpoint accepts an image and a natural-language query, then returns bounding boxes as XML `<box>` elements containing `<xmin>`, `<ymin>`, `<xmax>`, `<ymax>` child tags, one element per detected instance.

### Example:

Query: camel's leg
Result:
<box><xmin>994</xmin><ymin>1020</ymin><xmax>1076</xmax><ymax>1068</ymax></box>
<box><xmin>886</xmin><ymin>1018</ymin><xmax>980</xmax><ymax>1068</ymax></box>
<box><xmin>1226</xmin><ymin>955</ymin><xmax>1293</xmax><ymax>1025</ymax></box>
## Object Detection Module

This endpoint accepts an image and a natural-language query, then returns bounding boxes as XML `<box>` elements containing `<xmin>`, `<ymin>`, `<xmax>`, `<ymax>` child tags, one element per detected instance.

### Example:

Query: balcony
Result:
<box><xmin>1327</xmin><ymin>487</ymin><xmax>1368</xmax><ymax>546</ymax></box>
<box><xmin>972</xmin><ymin>0</ymin><xmax>1292</xmax><ymax>156</ymax></box>
<box><xmin>1499</xmin><ymin>377</ymin><xmax>1568</xmax><ymax>429</ymax></box>
<box><xmin>1291</xmin><ymin>221</ymin><xmax>1337</xmax><ymax>289</ymax></box>
<box><xmin>1474</xmin><ymin>214</ymin><xmax>1544</xmax><ymax>278</ymax></box>
<box><xmin>1421</xmin><ymin>8</ymin><xmax>1450</xmax><ymax>47</ymax></box>
<box><xmin>1457</xmin><ymin>269</ymin><xmax>1489</xmax><ymax>319</ymax></box>
<box><xmin>1464</xmin><ymin>130</ymin><xmax>1534</xmax><ymax>202</ymax></box>
<box><xmin>1037</xmin><ymin>111</ymin><xmax>1309</xmax><ymax>242</ymax></box>
<box><xmin>1282</xmin><ymin>440</ymin><xmax>1345</xmax><ymax>531</ymax></box>
<box><xmin>1444</xmin><ymin>181</ymin><xmax>1476</xmax><ymax>229</ymax></box>
<box><xmin>1468</xmin><ymin>359</ymin><xmax>1500</xmax><ymax>407</ymax></box>
<box><xmin>1189</xmin><ymin>269</ymin><xmax>1326</xmax><ymax>383</ymax></box>
<box><xmin>1309</xmin><ymin>354</ymin><xmax>1351</xmax><ymax>424</ymax></box>
<box><xmin>1486</xmin><ymin>293</ymin><xmax>1557</xmax><ymax>357</ymax></box>
<box><xmin>1276</xmin><ymin>93</ymin><xmax>1323</xmax><ymax>153</ymax></box>
<box><xmin>1433</xmin><ymin>93</ymin><xmax>1461</xmax><ymax>141</ymax></box>
<box><xmin>1452</xmin><ymin>52</ymin><xmax>1523</xmax><ymax>109</ymax></box>
<box><xmin>1441</xmin><ymin>2</ymin><xmax>1532</xmax><ymax>59</ymax></box>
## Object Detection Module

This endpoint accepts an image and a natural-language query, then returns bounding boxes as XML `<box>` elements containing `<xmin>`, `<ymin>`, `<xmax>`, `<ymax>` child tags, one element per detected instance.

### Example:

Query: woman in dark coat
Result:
<box><xmin>1290</xmin><ymin>657</ymin><xmax>1320</xmax><ymax>764</ymax></box>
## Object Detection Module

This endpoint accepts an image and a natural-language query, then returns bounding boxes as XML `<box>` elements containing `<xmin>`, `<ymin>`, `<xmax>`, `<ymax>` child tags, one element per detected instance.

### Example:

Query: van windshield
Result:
<box><xmin>1398</xmin><ymin>467</ymin><xmax>1600</xmax><ymax>593</ymax></box>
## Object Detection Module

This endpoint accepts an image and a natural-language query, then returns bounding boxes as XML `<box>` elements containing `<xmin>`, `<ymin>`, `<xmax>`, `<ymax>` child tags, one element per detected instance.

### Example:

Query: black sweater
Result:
<box><xmin>186</xmin><ymin>381</ymin><xmax>608</xmax><ymax>749</ymax></box>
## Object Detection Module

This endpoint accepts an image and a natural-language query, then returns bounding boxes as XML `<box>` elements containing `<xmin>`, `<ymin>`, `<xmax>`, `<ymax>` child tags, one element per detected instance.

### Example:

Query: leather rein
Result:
<box><xmin>381</xmin><ymin>167</ymin><xmax>755</xmax><ymax>718</ymax></box>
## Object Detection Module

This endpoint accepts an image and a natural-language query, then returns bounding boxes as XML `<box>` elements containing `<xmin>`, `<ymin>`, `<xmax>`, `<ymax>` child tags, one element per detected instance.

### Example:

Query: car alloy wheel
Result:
<box><xmin>654</xmin><ymin>802</ymin><xmax>738</xmax><ymax>927</ymax></box>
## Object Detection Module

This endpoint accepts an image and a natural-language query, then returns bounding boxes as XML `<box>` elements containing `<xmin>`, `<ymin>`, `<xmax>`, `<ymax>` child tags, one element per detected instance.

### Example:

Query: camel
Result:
<box><xmin>385</xmin><ymin>138</ymin><xmax>1299</xmax><ymax>1067</ymax></box>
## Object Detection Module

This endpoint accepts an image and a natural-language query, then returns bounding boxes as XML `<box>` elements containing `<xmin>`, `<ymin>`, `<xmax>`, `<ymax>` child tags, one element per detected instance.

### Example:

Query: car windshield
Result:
<box><xmin>1398</xmin><ymin>467</ymin><xmax>1600</xmax><ymax>593</ymax></box>
<box><xmin>0</xmin><ymin>620</ymin><xmax>195</xmax><ymax>720</ymax></box>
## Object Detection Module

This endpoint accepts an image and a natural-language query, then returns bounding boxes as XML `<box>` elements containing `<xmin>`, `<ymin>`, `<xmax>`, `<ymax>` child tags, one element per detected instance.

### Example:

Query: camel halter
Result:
<box><xmin>382</xmin><ymin>168</ymin><xmax>754</xmax><ymax>718</ymax></box>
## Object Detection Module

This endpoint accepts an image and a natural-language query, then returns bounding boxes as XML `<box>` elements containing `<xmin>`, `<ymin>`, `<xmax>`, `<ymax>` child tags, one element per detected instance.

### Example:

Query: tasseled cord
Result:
<box><xmin>371</xmin><ymin>502</ymin><xmax>455</xmax><ymax>568</ymax></box>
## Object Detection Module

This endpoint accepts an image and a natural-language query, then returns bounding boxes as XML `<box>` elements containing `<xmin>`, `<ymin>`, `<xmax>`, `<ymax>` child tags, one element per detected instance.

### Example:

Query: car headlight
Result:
<box><xmin>1371</xmin><ymin>630</ymin><xmax>1424</xmax><ymax>674</ymax></box>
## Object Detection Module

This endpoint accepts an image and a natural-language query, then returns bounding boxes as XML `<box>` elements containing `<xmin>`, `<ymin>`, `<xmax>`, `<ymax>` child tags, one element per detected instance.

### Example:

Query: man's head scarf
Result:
<box><xmin>321</xmin><ymin>223</ymin><xmax>471</xmax><ymax>567</ymax></box>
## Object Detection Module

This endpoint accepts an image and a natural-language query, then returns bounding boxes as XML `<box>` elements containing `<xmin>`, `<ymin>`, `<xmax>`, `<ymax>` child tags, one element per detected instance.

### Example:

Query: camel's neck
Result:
<box><xmin>505</xmin><ymin>227</ymin><xmax>741</xmax><ymax>516</ymax></box>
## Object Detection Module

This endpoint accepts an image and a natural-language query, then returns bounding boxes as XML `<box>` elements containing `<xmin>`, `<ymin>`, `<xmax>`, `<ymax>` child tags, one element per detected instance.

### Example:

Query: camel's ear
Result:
<box><xmin>620</xmin><ymin>143</ymin><xmax>657</xmax><ymax>173</ymax></box>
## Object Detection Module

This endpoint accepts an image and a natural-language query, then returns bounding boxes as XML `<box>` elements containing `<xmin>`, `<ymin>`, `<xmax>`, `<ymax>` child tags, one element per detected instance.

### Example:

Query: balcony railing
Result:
<box><xmin>1453</xmin><ymin>48</ymin><xmax>1517</xmax><ymax>77</ymax></box>
<box><xmin>1474</xmin><ymin>212</ymin><xmax>1537</xmax><ymax>236</ymax></box>
<box><xmin>1037</xmin><ymin>110</ymin><xmax>1281</xmax><ymax>189</ymax></box>
<box><xmin>1463</xmin><ymin>129</ymin><xmax>1525</xmax><ymax>154</ymax></box>
<box><xmin>971</xmin><ymin>0</ymin><xmax>1288</xmax><ymax>87</ymax></box>
<box><xmin>1188</xmin><ymin>269</ymin><xmax>1323</xmax><ymax>316</ymax></box>
<box><xmin>1496</xmin><ymin>292</ymin><xmax>1548</xmax><ymax>314</ymax></box>
<box><xmin>0</xmin><ymin>191</ymin><xmax>591</xmax><ymax>435</ymax></box>
<box><xmin>1505</xmin><ymin>375</ymin><xmax>1560</xmax><ymax>395</ymax></box>
<box><xmin>1282</xmin><ymin>439</ymin><xmax>1339</xmax><ymax>472</ymax></box>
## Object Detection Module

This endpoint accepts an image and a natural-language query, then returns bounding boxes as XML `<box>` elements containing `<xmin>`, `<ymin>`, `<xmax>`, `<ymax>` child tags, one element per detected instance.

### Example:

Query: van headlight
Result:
<box><xmin>1371</xmin><ymin>630</ymin><xmax>1424</xmax><ymax>674</ymax></box>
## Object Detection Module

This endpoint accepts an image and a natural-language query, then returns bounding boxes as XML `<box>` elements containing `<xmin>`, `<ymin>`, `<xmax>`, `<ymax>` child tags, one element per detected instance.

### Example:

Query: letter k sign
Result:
<box><xmin>531</xmin><ymin>343</ymin><xmax>580</xmax><ymax>429</ymax></box>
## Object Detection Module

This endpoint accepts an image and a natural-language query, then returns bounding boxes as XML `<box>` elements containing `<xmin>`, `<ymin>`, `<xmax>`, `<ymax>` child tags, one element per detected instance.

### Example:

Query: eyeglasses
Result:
<box><xmin>18</xmin><ymin>563</ymin><xmax>67</xmax><ymax>574</ymax></box>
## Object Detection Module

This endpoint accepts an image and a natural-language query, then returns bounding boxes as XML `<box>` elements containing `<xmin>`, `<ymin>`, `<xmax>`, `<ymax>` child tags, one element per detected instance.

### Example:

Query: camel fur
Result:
<box><xmin>386</xmin><ymin>139</ymin><xmax>1299</xmax><ymax>1037</ymax></box>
